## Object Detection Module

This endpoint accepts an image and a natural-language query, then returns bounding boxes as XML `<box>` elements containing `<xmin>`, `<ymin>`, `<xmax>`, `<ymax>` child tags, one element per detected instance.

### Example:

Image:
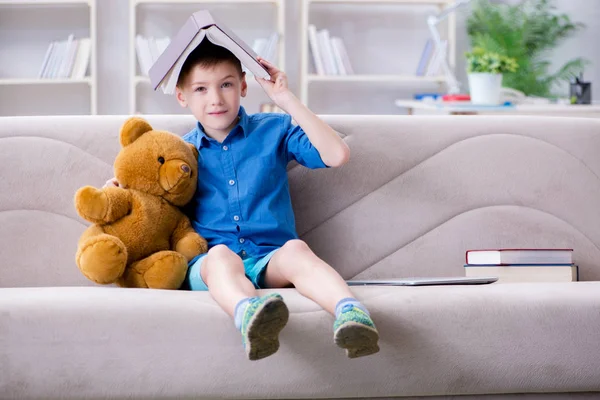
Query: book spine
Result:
<box><xmin>149</xmin><ymin>13</ymin><xmax>204</xmax><ymax>89</ymax></box>
<box><xmin>307</xmin><ymin>25</ymin><xmax>325</xmax><ymax>75</ymax></box>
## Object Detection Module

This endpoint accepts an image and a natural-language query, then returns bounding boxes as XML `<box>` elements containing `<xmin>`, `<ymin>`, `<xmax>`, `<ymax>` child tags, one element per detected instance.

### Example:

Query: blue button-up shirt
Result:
<box><xmin>182</xmin><ymin>106</ymin><xmax>327</xmax><ymax>259</ymax></box>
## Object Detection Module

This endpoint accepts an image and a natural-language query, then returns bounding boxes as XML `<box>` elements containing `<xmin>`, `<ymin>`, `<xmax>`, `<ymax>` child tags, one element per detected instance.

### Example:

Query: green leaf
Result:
<box><xmin>466</xmin><ymin>0</ymin><xmax>587</xmax><ymax>97</ymax></box>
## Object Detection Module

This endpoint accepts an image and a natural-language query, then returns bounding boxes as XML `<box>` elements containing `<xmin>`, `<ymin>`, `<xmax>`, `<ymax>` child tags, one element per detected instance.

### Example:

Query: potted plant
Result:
<box><xmin>466</xmin><ymin>47</ymin><xmax>518</xmax><ymax>105</ymax></box>
<box><xmin>467</xmin><ymin>0</ymin><xmax>588</xmax><ymax>99</ymax></box>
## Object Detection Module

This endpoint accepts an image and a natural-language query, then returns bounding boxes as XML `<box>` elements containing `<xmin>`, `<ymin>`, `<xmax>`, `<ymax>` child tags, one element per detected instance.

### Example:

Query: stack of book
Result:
<box><xmin>464</xmin><ymin>248</ymin><xmax>578</xmax><ymax>283</ymax></box>
<box><xmin>307</xmin><ymin>25</ymin><xmax>353</xmax><ymax>76</ymax></box>
<box><xmin>38</xmin><ymin>34</ymin><xmax>91</xmax><ymax>80</ymax></box>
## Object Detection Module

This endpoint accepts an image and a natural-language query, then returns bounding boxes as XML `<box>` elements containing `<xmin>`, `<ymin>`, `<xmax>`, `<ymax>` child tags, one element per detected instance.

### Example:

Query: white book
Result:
<box><xmin>49</xmin><ymin>40</ymin><xmax>66</xmax><ymax>79</ymax></box>
<box><xmin>466</xmin><ymin>249</ymin><xmax>573</xmax><ymax>265</ymax></box>
<box><xmin>427</xmin><ymin>40</ymin><xmax>447</xmax><ymax>76</ymax></box>
<box><xmin>465</xmin><ymin>264</ymin><xmax>578</xmax><ymax>283</ymax></box>
<box><xmin>58</xmin><ymin>34</ymin><xmax>74</xmax><ymax>78</ymax></box>
<box><xmin>38</xmin><ymin>42</ymin><xmax>54</xmax><ymax>78</ymax></box>
<box><xmin>307</xmin><ymin>25</ymin><xmax>325</xmax><ymax>75</ymax></box>
<box><xmin>65</xmin><ymin>39</ymin><xmax>79</xmax><ymax>78</ymax></box>
<box><xmin>72</xmin><ymin>38</ymin><xmax>91</xmax><ymax>79</ymax></box>
<box><xmin>136</xmin><ymin>35</ymin><xmax>154</xmax><ymax>76</ymax></box>
<box><xmin>135</xmin><ymin>35</ymin><xmax>148</xmax><ymax>76</ymax></box>
<box><xmin>158</xmin><ymin>26</ymin><xmax>269</xmax><ymax>95</ymax></box>
<box><xmin>70</xmin><ymin>38</ymin><xmax>86</xmax><ymax>79</ymax></box>
<box><xmin>336</xmin><ymin>38</ymin><xmax>354</xmax><ymax>75</ymax></box>
<box><xmin>264</xmin><ymin>32</ymin><xmax>278</xmax><ymax>62</ymax></box>
<box><xmin>149</xmin><ymin>10</ymin><xmax>269</xmax><ymax>95</ymax></box>
<box><xmin>248</xmin><ymin>38</ymin><xmax>267</xmax><ymax>75</ymax></box>
<box><xmin>156</xmin><ymin>37</ymin><xmax>170</xmax><ymax>56</ymax></box>
<box><xmin>330</xmin><ymin>37</ymin><xmax>347</xmax><ymax>76</ymax></box>
<box><xmin>148</xmin><ymin>36</ymin><xmax>160</xmax><ymax>62</ymax></box>
<box><xmin>317</xmin><ymin>29</ymin><xmax>337</xmax><ymax>75</ymax></box>
<box><xmin>252</xmin><ymin>38</ymin><xmax>267</xmax><ymax>56</ymax></box>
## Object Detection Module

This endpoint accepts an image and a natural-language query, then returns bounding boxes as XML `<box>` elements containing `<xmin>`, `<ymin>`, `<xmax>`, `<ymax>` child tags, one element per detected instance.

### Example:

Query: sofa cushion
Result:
<box><xmin>2</xmin><ymin>282</ymin><xmax>600</xmax><ymax>398</ymax></box>
<box><xmin>2</xmin><ymin>115</ymin><xmax>600</xmax><ymax>288</ymax></box>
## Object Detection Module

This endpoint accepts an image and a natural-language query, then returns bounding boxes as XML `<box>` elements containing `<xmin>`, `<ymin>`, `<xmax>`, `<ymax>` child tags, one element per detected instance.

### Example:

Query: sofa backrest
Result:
<box><xmin>1</xmin><ymin>115</ymin><xmax>599</xmax><ymax>288</ymax></box>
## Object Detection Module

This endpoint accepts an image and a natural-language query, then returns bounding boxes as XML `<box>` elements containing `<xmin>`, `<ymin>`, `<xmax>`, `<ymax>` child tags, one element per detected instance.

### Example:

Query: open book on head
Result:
<box><xmin>149</xmin><ymin>9</ymin><xmax>270</xmax><ymax>95</ymax></box>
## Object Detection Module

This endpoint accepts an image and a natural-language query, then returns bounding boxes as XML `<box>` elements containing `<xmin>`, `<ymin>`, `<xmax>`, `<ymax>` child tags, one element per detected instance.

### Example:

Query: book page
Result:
<box><xmin>160</xmin><ymin>29</ymin><xmax>207</xmax><ymax>95</ymax></box>
<box><xmin>205</xmin><ymin>26</ymin><xmax>270</xmax><ymax>80</ymax></box>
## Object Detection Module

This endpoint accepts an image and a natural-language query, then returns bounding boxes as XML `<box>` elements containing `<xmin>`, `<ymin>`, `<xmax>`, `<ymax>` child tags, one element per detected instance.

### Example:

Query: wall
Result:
<box><xmin>0</xmin><ymin>0</ymin><xmax>598</xmax><ymax>116</ymax></box>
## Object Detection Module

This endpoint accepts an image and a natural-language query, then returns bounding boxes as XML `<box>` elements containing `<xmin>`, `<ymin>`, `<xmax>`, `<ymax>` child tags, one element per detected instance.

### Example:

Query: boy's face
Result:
<box><xmin>176</xmin><ymin>61</ymin><xmax>247</xmax><ymax>139</ymax></box>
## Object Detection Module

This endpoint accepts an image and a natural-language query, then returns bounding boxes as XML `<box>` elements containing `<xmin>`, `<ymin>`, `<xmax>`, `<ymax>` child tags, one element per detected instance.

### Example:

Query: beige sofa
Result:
<box><xmin>1</xmin><ymin>114</ymin><xmax>600</xmax><ymax>399</ymax></box>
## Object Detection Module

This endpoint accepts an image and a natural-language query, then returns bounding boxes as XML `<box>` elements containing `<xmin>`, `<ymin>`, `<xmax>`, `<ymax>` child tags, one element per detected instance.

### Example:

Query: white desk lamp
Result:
<box><xmin>427</xmin><ymin>0</ymin><xmax>471</xmax><ymax>95</ymax></box>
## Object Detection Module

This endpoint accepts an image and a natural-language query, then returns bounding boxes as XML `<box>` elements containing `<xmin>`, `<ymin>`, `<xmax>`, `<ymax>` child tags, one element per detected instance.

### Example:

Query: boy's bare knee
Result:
<box><xmin>281</xmin><ymin>239</ymin><xmax>310</xmax><ymax>256</ymax></box>
<box><xmin>203</xmin><ymin>245</ymin><xmax>243</xmax><ymax>278</ymax></box>
<box><xmin>207</xmin><ymin>244</ymin><xmax>234</xmax><ymax>260</ymax></box>
<box><xmin>273</xmin><ymin>240</ymin><xmax>315</xmax><ymax>279</ymax></box>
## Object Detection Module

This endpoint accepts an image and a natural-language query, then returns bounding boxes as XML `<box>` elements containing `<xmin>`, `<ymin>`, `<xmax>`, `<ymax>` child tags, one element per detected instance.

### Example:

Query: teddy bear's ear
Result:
<box><xmin>120</xmin><ymin>117</ymin><xmax>153</xmax><ymax>147</ymax></box>
<box><xmin>187</xmin><ymin>142</ymin><xmax>199</xmax><ymax>160</ymax></box>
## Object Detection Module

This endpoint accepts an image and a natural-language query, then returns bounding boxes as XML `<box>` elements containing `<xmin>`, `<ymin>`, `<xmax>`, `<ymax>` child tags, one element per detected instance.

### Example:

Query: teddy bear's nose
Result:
<box><xmin>181</xmin><ymin>164</ymin><xmax>190</xmax><ymax>174</ymax></box>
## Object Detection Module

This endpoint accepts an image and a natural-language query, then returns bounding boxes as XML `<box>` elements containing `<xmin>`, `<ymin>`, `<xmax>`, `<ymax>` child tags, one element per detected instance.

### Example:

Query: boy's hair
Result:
<box><xmin>176</xmin><ymin>40</ymin><xmax>244</xmax><ymax>87</ymax></box>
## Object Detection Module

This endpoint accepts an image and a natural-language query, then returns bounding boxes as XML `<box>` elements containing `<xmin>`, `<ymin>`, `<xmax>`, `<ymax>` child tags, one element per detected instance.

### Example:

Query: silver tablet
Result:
<box><xmin>346</xmin><ymin>276</ymin><xmax>498</xmax><ymax>286</ymax></box>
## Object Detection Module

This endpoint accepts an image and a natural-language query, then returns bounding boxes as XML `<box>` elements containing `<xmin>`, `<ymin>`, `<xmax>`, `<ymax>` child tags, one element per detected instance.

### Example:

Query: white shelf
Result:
<box><xmin>0</xmin><ymin>0</ymin><xmax>91</xmax><ymax>5</ymax></box>
<box><xmin>0</xmin><ymin>77</ymin><xmax>92</xmax><ymax>85</ymax></box>
<box><xmin>307</xmin><ymin>74</ymin><xmax>446</xmax><ymax>83</ymax></box>
<box><xmin>0</xmin><ymin>0</ymin><xmax>97</xmax><ymax>115</ymax></box>
<box><xmin>299</xmin><ymin>0</ymin><xmax>456</xmax><ymax>110</ymax></box>
<box><xmin>308</xmin><ymin>0</ymin><xmax>451</xmax><ymax>4</ymax></box>
<box><xmin>134</xmin><ymin>0</ymin><xmax>278</xmax><ymax>4</ymax></box>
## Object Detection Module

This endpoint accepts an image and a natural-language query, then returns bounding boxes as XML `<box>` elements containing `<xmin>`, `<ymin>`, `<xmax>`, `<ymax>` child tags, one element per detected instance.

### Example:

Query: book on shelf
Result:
<box><xmin>465</xmin><ymin>248</ymin><xmax>573</xmax><ymax>265</ymax></box>
<box><xmin>465</xmin><ymin>264</ymin><xmax>579</xmax><ymax>283</ymax></box>
<box><xmin>136</xmin><ymin>35</ymin><xmax>171</xmax><ymax>77</ymax></box>
<box><xmin>307</xmin><ymin>24</ymin><xmax>353</xmax><ymax>76</ymax></box>
<box><xmin>250</xmin><ymin>32</ymin><xmax>279</xmax><ymax>76</ymax></box>
<box><xmin>149</xmin><ymin>9</ymin><xmax>270</xmax><ymax>95</ymax></box>
<box><xmin>415</xmin><ymin>39</ymin><xmax>433</xmax><ymax>76</ymax></box>
<box><xmin>415</xmin><ymin>38</ymin><xmax>447</xmax><ymax>77</ymax></box>
<box><xmin>38</xmin><ymin>35</ymin><xmax>91</xmax><ymax>80</ymax></box>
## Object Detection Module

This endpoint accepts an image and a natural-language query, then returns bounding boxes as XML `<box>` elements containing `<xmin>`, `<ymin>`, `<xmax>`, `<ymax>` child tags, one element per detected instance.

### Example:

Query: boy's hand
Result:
<box><xmin>255</xmin><ymin>57</ymin><xmax>295</xmax><ymax>111</ymax></box>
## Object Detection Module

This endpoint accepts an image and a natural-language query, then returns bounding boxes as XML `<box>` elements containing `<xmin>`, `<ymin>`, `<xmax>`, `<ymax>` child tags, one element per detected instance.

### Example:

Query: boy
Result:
<box><xmin>109</xmin><ymin>40</ymin><xmax>380</xmax><ymax>361</ymax></box>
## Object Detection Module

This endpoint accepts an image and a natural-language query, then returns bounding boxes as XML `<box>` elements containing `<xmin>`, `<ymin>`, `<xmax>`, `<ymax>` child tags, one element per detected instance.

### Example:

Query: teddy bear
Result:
<box><xmin>74</xmin><ymin>117</ymin><xmax>207</xmax><ymax>289</ymax></box>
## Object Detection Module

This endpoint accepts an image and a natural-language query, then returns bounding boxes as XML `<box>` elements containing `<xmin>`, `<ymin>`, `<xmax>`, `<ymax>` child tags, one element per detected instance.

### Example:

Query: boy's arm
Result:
<box><xmin>255</xmin><ymin>58</ymin><xmax>350</xmax><ymax>168</ymax></box>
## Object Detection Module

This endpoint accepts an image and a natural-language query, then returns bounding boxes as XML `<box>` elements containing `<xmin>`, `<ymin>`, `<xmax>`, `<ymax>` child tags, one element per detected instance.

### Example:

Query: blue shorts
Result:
<box><xmin>182</xmin><ymin>248</ymin><xmax>279</xmax><ymax>291</ymax></box>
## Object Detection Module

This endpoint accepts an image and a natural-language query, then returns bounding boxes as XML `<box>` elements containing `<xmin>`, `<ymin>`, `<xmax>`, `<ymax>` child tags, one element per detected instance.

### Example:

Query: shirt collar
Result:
<box><xmin>195</xmin><ymin>106</ymin><xmax>249</xmax><ymax>149</ymax></box>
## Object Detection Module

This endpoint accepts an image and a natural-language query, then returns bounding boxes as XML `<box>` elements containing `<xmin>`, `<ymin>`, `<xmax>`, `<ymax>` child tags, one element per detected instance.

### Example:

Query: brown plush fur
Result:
<box><xmin>74</xmin><ymin>117</ymin><xmax>207</xmax><ymax>289</ymax></box>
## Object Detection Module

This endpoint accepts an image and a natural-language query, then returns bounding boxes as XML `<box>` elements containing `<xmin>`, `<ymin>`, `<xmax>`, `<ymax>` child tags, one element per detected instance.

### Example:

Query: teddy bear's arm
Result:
<box><xmin>171</xmin><ymin>215</ymin><xmax>208</xmax><ymax>261</ymax></box>
<box><xmin>74</xmin><ymin>186</ymin><xmax>132</xmax><ymax>225</ymax></box>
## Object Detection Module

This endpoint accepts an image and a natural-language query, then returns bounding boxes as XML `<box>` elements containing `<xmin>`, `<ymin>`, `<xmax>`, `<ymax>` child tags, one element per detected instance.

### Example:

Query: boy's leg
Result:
<box><xmin>264</xmin><ymin>239</ymin><xmax>379</xmax><ymax>358</ymax></box>
<box><xmin>201</xmin><ymin>245</ymin><xmax>256</xmax><ymax>316</ymax></box>
<box><xmin>202</xmin><ymin>245</ymin><xmax>289</xmax><ymax>360</ymax></box>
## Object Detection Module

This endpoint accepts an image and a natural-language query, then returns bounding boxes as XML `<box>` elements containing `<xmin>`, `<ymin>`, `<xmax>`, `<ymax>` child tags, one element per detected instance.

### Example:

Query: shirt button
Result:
<box><xmin>228</xmin><ymin>179</ymin><xmax>235</xmax><ymax>186</ymax></box>
<box><xmin>241</xmin><ymin>250</ymin><xmax>247</xmax><ymax>256</ymax></box>
<box><xmin>233</xmin><ymin>215</ymin><xmax>240</xmax><ymax>221</ymax></box>
<box><xmin>239</xmin><ymin>238</ymin><xmax>245</xmax><ymax>243</ymax></box>
<box><xmin>222</xmin><ymin>145</ymin><xmax>228</xmax><ymax>151</ymax></box>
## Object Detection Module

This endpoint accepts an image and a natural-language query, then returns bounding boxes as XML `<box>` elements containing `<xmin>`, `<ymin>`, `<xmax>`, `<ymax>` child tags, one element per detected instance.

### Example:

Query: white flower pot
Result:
<box><xmin>468</xmin><ymin>73</ymin><xmax>503</xmax><ymax>105</ymax></box>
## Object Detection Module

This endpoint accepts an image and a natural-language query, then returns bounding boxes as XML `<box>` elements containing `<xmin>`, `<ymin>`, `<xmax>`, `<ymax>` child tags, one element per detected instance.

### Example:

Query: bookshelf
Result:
<box><xmin>0</xmin><ymin>0</ymin><xmax>97</xmax><ymax>116</ymax></box>
<box><xmin>129</xmin><ymin>0</ymin><xmax>285</xmax><ymax>115</ymax></box>
<box><xmin>299</xmin><ymin>0</ymin><xmax>456</xmax><ymax>109</ymax></box>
